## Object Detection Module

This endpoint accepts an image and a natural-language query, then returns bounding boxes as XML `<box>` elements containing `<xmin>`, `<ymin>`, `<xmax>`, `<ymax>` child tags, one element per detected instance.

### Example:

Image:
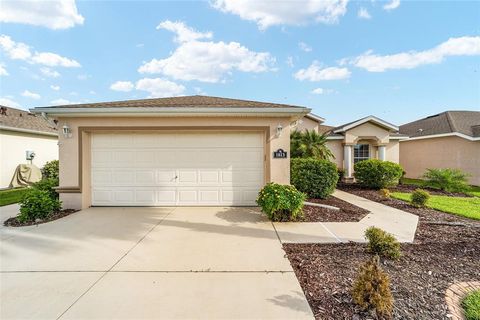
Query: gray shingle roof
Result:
<box><xmin>0</xmin><ymin>106</ymin><xmax>57</xmax><ymax>134</ymax></box>
<box><xmin>400</xmin><ymin>111</ymin><xmax>480</xmax><ymax>138</ymax></box>
<box><xmin>40</xmin><ymin>95</ymin><xmax>306</xmax><ymax>109</ymax></box>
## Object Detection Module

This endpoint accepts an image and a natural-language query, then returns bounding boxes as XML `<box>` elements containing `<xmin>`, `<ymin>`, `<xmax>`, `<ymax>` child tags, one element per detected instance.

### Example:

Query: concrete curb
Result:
<box><xmin>304</xmin><ymin>201</ymin><xmax>340</xmax><ymax>211</ymax></box>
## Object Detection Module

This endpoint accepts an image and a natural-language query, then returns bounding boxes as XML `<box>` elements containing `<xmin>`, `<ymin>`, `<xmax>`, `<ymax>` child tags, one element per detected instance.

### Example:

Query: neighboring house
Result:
<box><xmin>32</xmin><ymin>96</ymin><xmax>310</xmax><ymax>209</ymax></box>
<box><xmin>0</xmin><ymin>106</ymin><xmax>58</xmax><ymax>188</ymax></box>
<box><xmin>399</xmin><ymin>111</ymin><xmax>480</xmax><ymax>186</ymax></box>
<box><xmin>294</xmin><ymin>114</ymin><xmax>407</xmax><ymax>180</ymax></box>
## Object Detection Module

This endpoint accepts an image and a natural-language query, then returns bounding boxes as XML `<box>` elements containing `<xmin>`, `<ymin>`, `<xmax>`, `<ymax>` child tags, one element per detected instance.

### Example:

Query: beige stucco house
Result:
<box><xmin>0</xmin><ymin>106</ymin><xmax>58</xmax><ymax>188</ymax></box>
<box><xmin>399</xmin><ymin>111</ymin><xmax>480</xmax><ymax>186</ymax></box>
<box><xmin>294</xmin><ymin>114</ymin><xmax>407</xmax><ymax>180</ymax></box>
<box><xmin>32</xmin><ymin>96</ymin><xmax>310</xmax><ymax>209</ymax></box>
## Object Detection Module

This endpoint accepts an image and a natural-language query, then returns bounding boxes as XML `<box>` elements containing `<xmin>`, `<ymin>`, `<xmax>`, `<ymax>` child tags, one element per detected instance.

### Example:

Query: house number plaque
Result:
<box><xmin>273</xmin><ymin>149</ymin><xmax>288</xmax><ymax>159</ymax></box>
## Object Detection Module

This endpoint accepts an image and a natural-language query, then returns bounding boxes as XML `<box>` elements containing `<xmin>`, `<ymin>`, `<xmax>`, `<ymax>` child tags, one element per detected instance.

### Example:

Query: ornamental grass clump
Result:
<box><xmin>365</xmin><ymin>226</ymin><xmax>401</xmax><ymax>260</ymax></box>
<box><xmin>423</xmin><ymin>168</ymin><xmax>470</xmax><ymax>193</ymax></box>
<box><xmin>256</xmin><ymin>183</ymin><xmax>306</xmax><ymax>222</ymax></box>
<box><xmin>411</xmin><ymin>189</ymin><xmax>430</xmax><ymax>208</ymax></box>
<box><xmin>352</xmin><ymin>256</ymin><xmax>393</xmax><ymax>318</ymax></box>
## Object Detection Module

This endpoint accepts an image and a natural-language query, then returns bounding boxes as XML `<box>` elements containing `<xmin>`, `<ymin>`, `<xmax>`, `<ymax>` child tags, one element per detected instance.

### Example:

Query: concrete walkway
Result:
<box><xmin>274</xmin><ymin>189</ymin><xmax>419</xmax><ymax>243</ymax></box>
<box><xmin>1</xmin><ymin>207</ymin><xmax>313</xmax><ymax>320</ymax></box>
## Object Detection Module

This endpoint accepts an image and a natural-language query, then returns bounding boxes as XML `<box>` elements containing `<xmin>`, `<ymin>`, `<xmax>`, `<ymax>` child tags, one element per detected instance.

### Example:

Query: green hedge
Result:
<box><xmin>354</xmin><ymin>159</ymin><xmax>403</xmax><ymax>189</ymax></box>
<box><xmin>291</xmin><ymin>158</ymin><xmax>338</xmax><ymax>199</ymax></box>
<box><xmin>256</xmin><ymin>183</ymin><xmax>306</xmax><ymax>222</ymax></box>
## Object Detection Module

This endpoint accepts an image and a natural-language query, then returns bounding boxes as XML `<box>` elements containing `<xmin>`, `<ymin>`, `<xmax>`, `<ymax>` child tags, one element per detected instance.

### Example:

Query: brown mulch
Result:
<box><xmin>4</xmin><ymin>209</ymin><xmax>78</xmax><ymax>227</ymax></box>
<box><xmin>302</xmin><ymin>197</ymin><xmax>370</xmax><ymax>222</ymax></box>
<box><xmin>337</xmin><ymin>184</ymin><xmax>475</xmax><ymax>223</ymax></box>
<box><xmin>284</xmin><ymin>221</ymin><xmax>480</xmax><ymax>319</ymax></box>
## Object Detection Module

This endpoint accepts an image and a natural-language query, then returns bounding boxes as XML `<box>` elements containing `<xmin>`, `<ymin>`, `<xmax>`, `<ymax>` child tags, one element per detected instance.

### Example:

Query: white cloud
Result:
<box><xmin>157</xmin><ymin>20</ymin><xmax>212</xmax><ymax>43</ymax></box>
<box><xmin>299</xmin><ymin>42</ymin><xmax>312</xmax><ymax>52</ymax></box>
<box><xmin>50</xmin><ymin>85</ymin><xmax>60</xmax><ymax>91</ymax></box>
<box><xmin>0</xmin><ymin>97</ymin><xmax>20</xmax><ymax>108</ymax></box>
<box><xmin>0</xmin><ymin>35</ymin><xmax>31</xmax><ymax>60</ymax></box>
<box><xmin>0</xmin><ymin>63</ymin><xmax>8</xmax><ymax>76</ymax></box>
<box><xmin>21</xmin><ymin>90</ymin><xmax>41</xmax><ymax>99</ymax></box>
<box><xmin>286</xmin><ymin>56</ymin><xmax>295</xmax><ymax>68</ymax></box>
<box><xmin>77</xmin><ymin>74</ymin><xmax>89</xmax><ymax>80</ymax></box>
<box><xmin>31</xmin><ymin>52</ymin><xmax>80</xmax><ymax>67</ymax></box>
<box><xmin>295</xmin><ymin>61</ymin><xmax>351</xmax><ymax>81</ymax></box>
<box><xmin>51</xmin><ymin>98</ymin><xmax>78</xmax><ymax>105</ymax></box>
<box><xmin>351</xmin><ymin>36</ymin><xmax>480</xmax><ymax>72</ymax></box>
<box><xmin>135</xmin><ymin>78</ymin><xmax>185</xmax><ymax>98</ymax></box>
<box><xmin>358</xmin><ymin>8</ymin><xmax>371</xmax><ymax>19</ymax></box>
<box><xmin>383</xmin><ymin>0</ymin><xmax>400</xmax><ymax>11</ymax></box>
<box><xmin>40</xmin><ymin>67</ymin><xmax>60</xmax><ymax>78</ymax></box>
<box><xmin>139</xmin><ymin>22</ymin><xmax>275</xmax><ymax>83</ymax></box>
<box><xmin>110</xmin><ymin>81</ymin><xmax>134</xmax><ymax>92</ymax></box>
<box><xmin>0</xmin><ymin>0</ymin><xmax>84</xmax><ymax>29</ymax></box>
<box><xmin>89</xmin><ymin>90</ymin><xmax>96</xmax><ymax>95</ymax></box>
<box><xmin>211</xmin><ymin>0</ymin><xmax>348</xmax><ymax>29</ymax></box>
<box><xmin>0</xmin><ymin>34</ymin><xmax>80</xmax><ymax>68</ymax></box>
<box><xmin>194</xmin><ymin>87</ymin><xmax>207</xmax><ymax>95</ymax></box>
<box><xmin>311</xmin><ymin>87</ymin><xmax>336</xmax><ymax>94</ymax></box>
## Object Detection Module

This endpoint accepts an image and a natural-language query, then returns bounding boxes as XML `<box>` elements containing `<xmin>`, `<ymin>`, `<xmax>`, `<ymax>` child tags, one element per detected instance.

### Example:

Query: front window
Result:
<box><xmin>354</xmin><ymin>144</ymin><xmax>369</xmax><ymax>164</ymax></box>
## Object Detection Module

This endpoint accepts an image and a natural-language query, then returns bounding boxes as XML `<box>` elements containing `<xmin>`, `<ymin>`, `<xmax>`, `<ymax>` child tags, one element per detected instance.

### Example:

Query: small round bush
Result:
<box><xmin>379</xmin><ymin>188</ymin><xmax>390</xmax><ymax>199</ymax></box>
<box><xmin>291</xmin><ymin>158</ymin><xmax>338</xmax><ymax>199</ymax></box>
<box><xmin>365</xmin><ymin>226</ymin><xmax>401</xmax><ymax>260</ymax></box>
<box><xmin>256</xmin><ymin>183</ymin><xmax>306</xmax><ymax>222</ymax></box>
<box><xmin>352</xmin><ymin>256</ymin><xmax>393</xmax><ymax>318</ymax></box>
<box><xmin>354</xmin><ymin>159</ymin><xmax>403</xmax><ymax>189</ymax></box>
<box><xmin>18</xmin><ymin>189</ymin><xmax>61</xmax><ymax>223</ymax></box>
<box><xmin>411</xmin><ymin>189</ymin><xmax>430</xmax><ymax>207</ymax></box>
<box><xmin>41</xmin><ymin>160</ymin><xmax>59</xmax><ymax>180</ymax></box>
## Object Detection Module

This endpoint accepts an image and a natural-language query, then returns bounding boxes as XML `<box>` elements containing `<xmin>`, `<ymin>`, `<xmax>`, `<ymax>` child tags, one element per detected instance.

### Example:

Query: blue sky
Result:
<box><xmin>0</xmin><ymin>0</ymin><xmax>479</xmax><ymax>125</ymax></box>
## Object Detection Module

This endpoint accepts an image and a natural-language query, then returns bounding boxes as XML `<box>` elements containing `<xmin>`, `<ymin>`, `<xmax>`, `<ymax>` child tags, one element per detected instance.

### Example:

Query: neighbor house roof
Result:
<box><xmin>0</xmin><ymin>106</ymin><xmax>57</xmax><ymax>136</ymax></box>
<box><xmin>31</xmin><ymin>95</ymin><xmax>311</xmax><ymax>118</ymax></box>
<box><xmin>400</xmin><ymin>111</ymin><xmax>480</xmax><ymax>140</ymax></box>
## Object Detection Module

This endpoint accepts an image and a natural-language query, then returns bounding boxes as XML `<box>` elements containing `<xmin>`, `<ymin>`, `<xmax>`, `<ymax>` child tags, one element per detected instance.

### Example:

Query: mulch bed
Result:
<box><xmin>285</xmin><ymin>221</ymin><xmax>480</xmax><ymax>319</ymax></box>
<box><xmin>286</xmin><ymin>184</ymin><xmax>480</xmax><ymax>319</ymax></box>
<box><xmin>338</xmin><ymin>184</ymin><xmax>475</xmax><ymax>224</ymax></box>
<box><xmin>302</xmin><ymin>197</ymin><xmax>370</xmax><ymax>222</ymax></box>
<box><xmin>3</xmin><ymin>209</ymin><xmax>78</xmax><ymax>227</ymax></box>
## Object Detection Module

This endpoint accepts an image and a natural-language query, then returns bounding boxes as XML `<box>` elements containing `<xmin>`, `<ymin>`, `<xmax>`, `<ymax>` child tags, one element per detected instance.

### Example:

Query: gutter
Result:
<box><xmin>0</xmin><ymin>125</ymin><xmax>58</xmax><ymax>137</ymax></box>
<box><xmin>30</xmin><ymin>106</ymin><xmax>311</xmax><ymax>119</ymax></box>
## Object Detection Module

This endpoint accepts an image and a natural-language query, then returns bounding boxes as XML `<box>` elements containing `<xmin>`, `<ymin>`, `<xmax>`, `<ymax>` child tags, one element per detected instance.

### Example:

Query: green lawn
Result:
<box><xmin>391</xmin><ymin>192</ymin><xmax>480</xmax><ymax>220</ymax></box>
<box><xmin>0</xmin><ymin>188</ymin><xmax>28</xmax><ymax>207</ymax></box>
<box><xmin>462</xmin><ymin>290</ymin><xmax>480</xmax><ymax>320</ymax></box>
<box><xmin>400</xmin><ymin>178</ymin><xmax>480</xmax><ymax>197</ymax></box>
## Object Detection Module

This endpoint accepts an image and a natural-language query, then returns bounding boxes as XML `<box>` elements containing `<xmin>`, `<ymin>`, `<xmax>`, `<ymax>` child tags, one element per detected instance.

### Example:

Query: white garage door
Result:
<box><xmin>91</xmin><ymin>132</ymin><xmax>264</xmax><ymax>206</ymax></box>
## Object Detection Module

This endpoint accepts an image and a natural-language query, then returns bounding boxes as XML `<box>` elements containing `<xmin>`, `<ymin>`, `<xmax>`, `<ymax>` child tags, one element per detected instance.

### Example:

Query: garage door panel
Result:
<box><xmin>91</xmin><ymin>132</ymin><xmax>264</xmax><ymax>206</ymax></box>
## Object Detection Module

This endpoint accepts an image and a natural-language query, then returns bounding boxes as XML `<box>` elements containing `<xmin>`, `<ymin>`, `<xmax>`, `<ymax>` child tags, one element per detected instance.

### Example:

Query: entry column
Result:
<box><xmin>343</xmin><ymin>145</ymin><xmax>353</xmax><ymax>178</ymax></box>
<box><xmin>378</xmin><ymin>145</ymin><xmax>386</xmax><ymax>161</ymax></box>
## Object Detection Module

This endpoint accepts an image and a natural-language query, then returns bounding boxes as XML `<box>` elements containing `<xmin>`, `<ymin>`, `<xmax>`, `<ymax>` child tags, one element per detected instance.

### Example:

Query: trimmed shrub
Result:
<box><xmin>32</xmin><ymin>178</ymin><xmax>59</xmax><ymax>202</ymax></box>
<box><xmin>291</xmin><ymin>158</ymin><xmax>338</xmax><ymax>199</ymax></box>
<box><xmin>352</xmin><ymin>256</ymin><xmax>393</xmax><ymax>318</ymax></box>
<box><xmin>411</xmin><ymin>189</ymin><xmax>430</xmax><ymax>208</ymax></box>
<box><xmin>379</xmin><ymin>188</ymin><xmax>390</xmax><ymax>199</ymax></box>
<box><xmin>354</xmin><ymin>159</ymin><xmax>403</xmax><ymax>189</ymax></box>
<box><xmin>423</xmin><ymin>168</ymin><xmax>470</xmax><ymax>193</ymax></box>
<box><xmin>256</xmin><ymin>183</ymin><xmax>306</xmax><ymax>222</ymax></box>
<box><xmin>365</xmin><ymin>226</ymin><xmax>401</xmax><ymax>260</ymax></box>
<box><xmin>18</xmin><ymin>189</ymin><xmax>61</xmax><ymax>223</ymax></box>
<box><xmin>41</xmin><ymin>160</ymin><xmax>59</xmax><ymax>180</ymax></box>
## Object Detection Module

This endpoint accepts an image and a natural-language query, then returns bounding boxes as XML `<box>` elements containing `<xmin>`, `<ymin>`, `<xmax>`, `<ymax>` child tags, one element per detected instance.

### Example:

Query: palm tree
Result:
<box><xmin>290</xmin><ymin>129</ymin><xmax>334</xmax><ymax>160</ymax></box>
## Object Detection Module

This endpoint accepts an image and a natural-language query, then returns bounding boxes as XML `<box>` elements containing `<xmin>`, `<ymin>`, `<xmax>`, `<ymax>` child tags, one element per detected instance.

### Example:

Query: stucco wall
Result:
<box><xmin>295</xmin><ymin>116</ymin><xmax>319</xmax><ymax>132</ymax></box>
<box><xmin>400</xmin><ymin>136</ymin><xmax>480</xmax><ymax>186</ymax></box>
<box><xmin>326</xmin><ymin>140</ymin><xmax>343</xmax><ymax>168</ymax></box>
<box><xmin>345</xmin><ymin>122</ymin><xmax>390</xmax><ymax>144</ymax></box>
<box><xmin>0</xmin><ymin>130</ymin><xmax>58</xmax><ymax>188</ymax></box>
<box><xmin>57</xmin><ymin>116</ymin><xmax>293</xmax><ymax>209</ymax></box>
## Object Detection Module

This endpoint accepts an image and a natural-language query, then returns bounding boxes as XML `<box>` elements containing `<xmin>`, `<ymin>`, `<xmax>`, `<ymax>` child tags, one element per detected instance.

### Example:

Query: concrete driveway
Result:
<box><xmin>0</xmin><ymin>206</ymin><xmax>313</xmax><ymax>319</ymax></box>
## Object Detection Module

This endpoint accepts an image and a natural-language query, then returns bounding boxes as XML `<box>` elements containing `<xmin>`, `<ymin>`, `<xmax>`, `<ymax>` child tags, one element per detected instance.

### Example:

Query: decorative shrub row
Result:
<box><xmin>256</xmin><ymin>183</ymin><xmax>306</xmax><ymax>222</ymax></box>
<box><xmin>354</xmin><ymin>159</ymin><xmax>403</xmax><ymax>189</ymax></box>
<box><xmin>290</xmin><ymin>158</ymin><xmax>338</xmax><ymax>199</ymax></box>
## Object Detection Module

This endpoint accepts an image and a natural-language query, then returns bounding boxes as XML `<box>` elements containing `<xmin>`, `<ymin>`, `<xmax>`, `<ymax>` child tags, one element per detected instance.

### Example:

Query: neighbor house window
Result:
<box><xmin>354</xmin><ymin>144</ymin><xmax>370</xmax><ymax>164</ymax></box>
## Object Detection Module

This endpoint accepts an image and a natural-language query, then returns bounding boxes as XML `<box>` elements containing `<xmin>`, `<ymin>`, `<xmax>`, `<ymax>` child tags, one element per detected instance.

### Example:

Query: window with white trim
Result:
<box><xmin>354</xmin><ymin>144</ymin><xmax>370</xmax><ymax>164</ymax></box>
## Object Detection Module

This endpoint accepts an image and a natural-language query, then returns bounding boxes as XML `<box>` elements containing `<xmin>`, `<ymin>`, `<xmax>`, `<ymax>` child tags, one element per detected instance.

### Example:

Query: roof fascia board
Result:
<box><xmin>305</xmin><ymin>113</ymin><xmax>326</xmax><ymax>123</ymax></box>
<box><xmin>401</xmin><ymin>132</ymin><xmax>479</xmax><ymax>142</ymax></box>
<box><xmin>0</xmin><ymin>125</ymin><xmax>58</xmax><ymax>137</ymax></box>
<box><xmin>333</xmin><ymin>116</ymin><xmax>398</xmax><ymax>133</ymax></box>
